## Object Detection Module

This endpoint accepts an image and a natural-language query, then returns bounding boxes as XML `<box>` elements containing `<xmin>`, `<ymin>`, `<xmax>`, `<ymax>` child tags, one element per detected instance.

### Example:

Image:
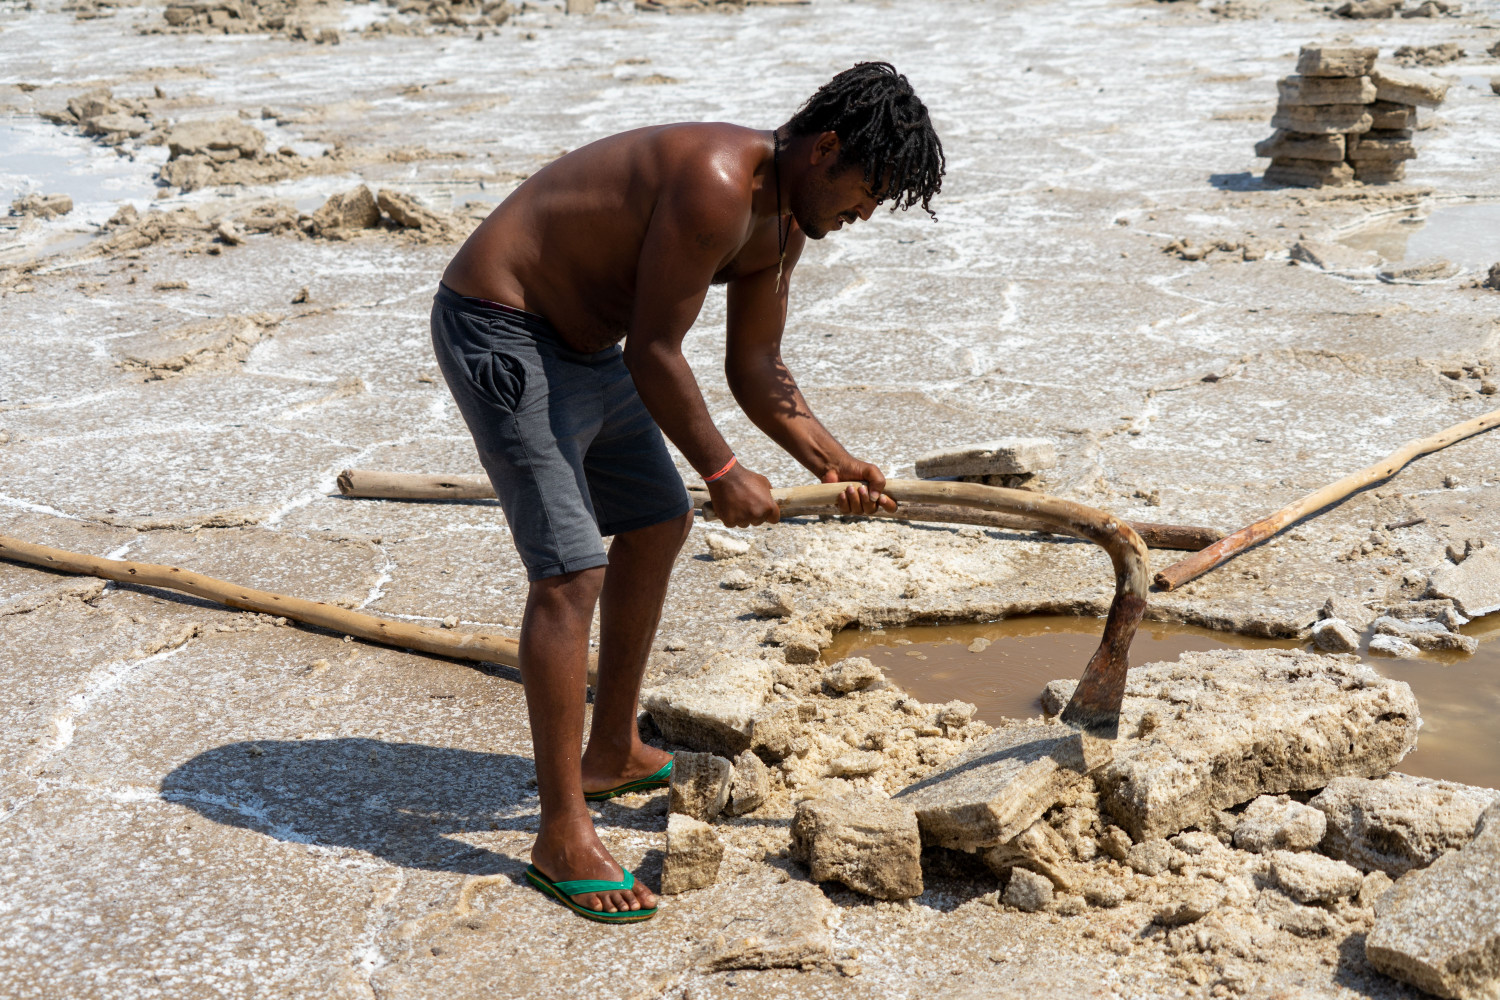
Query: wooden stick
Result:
<box><xmin>1154</xmin><ymin>406</ymin><xmax>1500</xmax><ymax>592</ymax></box>
<box><xmin>0</xmin><ymin>533</ymin><xmax>522</xmax><ymax>668</ymax></box>
<box><xmin>337</xmin><ymin>469</ymin><xmax>1222</xmax><ymax>551</ymax></box>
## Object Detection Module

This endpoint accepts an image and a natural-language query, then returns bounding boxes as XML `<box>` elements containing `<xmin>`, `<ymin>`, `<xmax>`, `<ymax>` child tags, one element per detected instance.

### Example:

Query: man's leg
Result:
<box><xmin>521</xmin><ymin>566</ymin><xmax>656</xmax><ymax>914</ymax></box>
<box><xmin>581</xmin><ymin>510</ymin><xmax>693</xmax><ymax>794</ymax></box>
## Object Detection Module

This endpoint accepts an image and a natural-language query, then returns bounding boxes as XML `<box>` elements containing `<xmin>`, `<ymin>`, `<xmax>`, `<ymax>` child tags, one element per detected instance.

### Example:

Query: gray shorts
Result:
<box><xmin>431</xmin><ymin>283</ymin><xmax>691</xmax><ymax>581</ymax></box>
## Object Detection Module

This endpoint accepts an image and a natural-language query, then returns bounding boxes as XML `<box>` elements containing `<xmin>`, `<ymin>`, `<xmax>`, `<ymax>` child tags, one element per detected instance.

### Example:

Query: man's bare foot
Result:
<box><xmin>531</xmin><ymin>813</ymin><xmax>658</xmax><ymax>914</ymax></box>
<box><xmin>579</xmin><ymin>741</ymin><xmax>673</xmax><ymax>797</ymax></box>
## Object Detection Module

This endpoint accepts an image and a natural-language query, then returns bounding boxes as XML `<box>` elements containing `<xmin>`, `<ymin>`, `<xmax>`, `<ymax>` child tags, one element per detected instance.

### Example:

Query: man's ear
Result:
<box><xmin>811</xmin><ymin>131</ymin><xmax>842</xmax><ymax>164</ymax></box>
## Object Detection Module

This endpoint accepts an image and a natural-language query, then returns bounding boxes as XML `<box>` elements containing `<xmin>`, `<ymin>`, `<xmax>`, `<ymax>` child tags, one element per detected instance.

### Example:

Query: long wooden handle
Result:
<box><xmin>3</xmin><ymin>480</ymin><xmax>1152</xmax><ymax>739</ymax></box>
<box><xmin>1155</xmin><ymin>406</ymin><xmax>1500</xmax><ymax>592</ymax></box>
<box><xmin>336</xmin><ymin>469</ymin><xmax>1222</xmax><ymax>551</ymax></box>
<box><xmin>0</xmin><ymin>533</ymin><xmax>522</xmax><ymax>667</ymax></box>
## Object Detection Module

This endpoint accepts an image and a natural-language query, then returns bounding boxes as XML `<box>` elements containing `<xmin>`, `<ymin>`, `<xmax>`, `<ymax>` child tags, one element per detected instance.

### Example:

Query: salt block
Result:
<box><xmin>1323</xmin><ymin>595</ymin><xmax>1377</xmax><ymax>629</ymax></box>
<box><xmin>1348</xmin><ymin>133</ymin><xmax>1417</xmax><ymax>162</ymax></box>
<box><xmin>1265</xmin><ymin>158</ymin><xmax>1356</xmax><ymax>188</ymax></box>
<box><xmin>726</xmin><ymin>750</ymin><xmax>769</xmax><ymax>816</ymax></box>
<box><xmin>1311</xmin><ymin>618</ymin><xmax>1360</xmax><ymax>653</ymax></box>
<box><xmin>309</xmin><ymin>185</ymin><xmax>381</xmax><ymax>236</ymax></box>
<box><xmin>1254</xmin><ymin>129</ymin><xmax>1346</xmax><ymax>162</ymax></box>
<box><xmin>1296</xmin><ymin>45</ymin><xmax>1378</xmax><ymax>77</ymax></box>
<box><xmin>642</xmin><ymin>655</ymin><xmax>804</xmax><ymax>760</ymax></box>
<box><xmin>1233</xmin><ymin>794</ymin><xmax>1328</xmax><ymax>853</ymax></box>
<box><xmin>1372</xmin><ymin>616</ymin><xmax>1477</xmax><ymax>653</ymax></box>
<box><xmin>821</xmin><ymin>657</ymin><xmax>883</xmax><ymax>693</ymax></box>
<box><xmin>661</xmin><ymin>813</ymin><xmax>724</xmax><ymax>894</ymax></box>
<box><xmin>914</xmin><ymin>438</ymin><xmax>1058</xmax><ymax>479</ymax></box>
<box><xmin>669</xmin><ymin>751</ymin><xmax>733</xmax><ymax>821</ymax></box>
<box><xmin>1369</xmin><ymin>100</ymin><xmax>1417</xmax><ymax>129</ymax></box>
<box><xmin>1311</xmin><ymin>773</ymin><xmax>1500</xmax><ymax>876</ymax></box>
<box><xmin>893</xmin><ymin>721</ymin><xmax>1109</xmax><ymax>852</ymax></box>
<box><xmin>1047</xmin><ymin>649</ymin><xmax>1420</xmax><ymax>841</ymax></box>
<box><xmin>1002</xmin><ymin>868</ymin><xmax>1053</xmax><ymax>912</ymax></box>
<box><xmin>1369</xmin><ymin>633</ymin><xmax>1421</xmax><ymax>657</ymax></box>
<box><xmin>1270</xmin><ymin>104</ymin><xmax>1373</xmax><ymax>135</ymax></box>
<box><xmin>695</xmin><ymin>881</ymin><xmax>833</xmax><ymax>972</ymax></box>
<box><xmin>1277</xmin><ymin>74</ymin><xmax>1376</xmax><ymax>105</ymax></box>
<box><xmin>1371</xmin><ymin>63</ymin><xmax>1450</xmax><ymax>108</ymax></box>
<box><xmin>704</xmin><ymin>532</ymin><xmax>750</xmax><ymax>560</ymax></box>
<box><xmin>1354</xmin><ymin>161</ymin><xmax>1407</xmax><ymax>184</ymax></box>
<box><xmin>790</xmin><ymin>792</ymin><xmax>923</xmax><ymax>900</ymax></box>
<box><xmin>1426</xmin><ymin>545</ymin><xmax>1500</xmax><ymax>617</ymax></box>
<box><xmin>1269</xmin><ymin>850</ymin><xmax>1363</xmax><ymax>903</ymax></box>
<box><xmin>164</xmin><ymin>117</ymin><xmax>266</xmax><ymax>159</ymax></box>
<box><xmin>1366</xmin><ymin>803</ymin><xmax>1500</xmax><ymax>1000</ymax></box>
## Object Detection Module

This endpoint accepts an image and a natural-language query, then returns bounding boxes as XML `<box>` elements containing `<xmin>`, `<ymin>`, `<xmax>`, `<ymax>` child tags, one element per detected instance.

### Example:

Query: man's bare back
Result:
<box><xmin>443</xmin><ymin>123</ymin><xmax>789</xmax><ymax>353</ymax></box>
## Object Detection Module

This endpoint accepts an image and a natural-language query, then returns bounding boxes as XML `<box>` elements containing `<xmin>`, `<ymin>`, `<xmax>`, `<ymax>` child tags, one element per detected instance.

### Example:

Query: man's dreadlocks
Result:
<box><xmin>786</xmin><ymin>62</ymin><xmax>945</xmax><ymax>218</ymax></box>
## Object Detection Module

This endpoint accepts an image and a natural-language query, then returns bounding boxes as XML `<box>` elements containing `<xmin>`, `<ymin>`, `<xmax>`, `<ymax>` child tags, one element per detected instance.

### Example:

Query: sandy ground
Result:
<box><xmin>2</xmin><ymin>0</ymin><xmax>1500</xmax><ymax>996</ymax></box>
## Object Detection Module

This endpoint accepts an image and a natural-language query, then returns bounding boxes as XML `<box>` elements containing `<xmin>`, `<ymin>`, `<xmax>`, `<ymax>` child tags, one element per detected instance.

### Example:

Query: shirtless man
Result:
<box><xmin>433</xmin><ymin>62</ymin><xmax>943</xmax><ymax>922</ymax></box>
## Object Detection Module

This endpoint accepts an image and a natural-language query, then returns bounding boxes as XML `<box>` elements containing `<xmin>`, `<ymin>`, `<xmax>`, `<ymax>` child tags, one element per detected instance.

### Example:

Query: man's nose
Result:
<box><xmin>857</xmin><ymin>198</ymin><xmax>876</xmax><ymax>221</ymax></box>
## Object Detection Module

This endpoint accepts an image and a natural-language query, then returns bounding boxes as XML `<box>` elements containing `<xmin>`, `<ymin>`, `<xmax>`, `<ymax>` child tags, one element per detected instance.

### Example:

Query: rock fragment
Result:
<box><xmin>377</xmin><ymin>189</ymin><xmax>455</xmax><ymax>236</ymax></box>
<box><xmin>308</xmin><ymin>185</ymin><xmax>382</xmax><ymax>238</ymax></box>
<box><xmin>1372</xmin><ymin>615</ymin><xmax>1477</xmax><ymax>653</ymax></box>
<box><xmin>1371</xmin><ymin>64</ymin><xmax>1450</xmax><ymax>108</ymax></box>
<box><xmin>1003</xmin><ymin>868</ymin><xmax>1054</xmax><ymax>912</ymax></box>
<box><xmin>894</xmin><ymin>721</ymin><xmax>1106</xmax><ymax>852</ymax></box>
<box><xmin>704</xmin><ymin>532</ymin><xmax>750</xmax><ymax>560</ymax></box>
<box><xmin>1277</xmin><ymin>74</ymin><xmax>1376</xmax><ymax>105</ymax></box>
<box><xmin>1296</xmin><ymin>45</ymin><xmax>1378</xmax><ymax>76</ymax></box>
<box><xmin>1254</xmin><ymin>130</ymin><xmax>1345</xmax><ymax>162</ymax></box>
<box><xmin>726</xmin><ymin>750</ymin><xmax>769</xmax><ymax>816</ymax></box>
<box><xmin>914</xmin><ymin>438</ymin><xmax>1058</xmax><ymax>478</ymax></box>
<box><xmin>827</xmin><ymin>750</ymin><xmax>885</xmax><ymax>778</ymax></box>
<box><xmin>1311</xmin><ymin>773</ymin><xmax>1500</xmax><ymax>875</ymax></box>
<box><xmin>661</xmin><ymin>813</ymin><xmax>724</xmax><ymax>894</ymax></box>
<box><xmin>1348</xmin><ymin>131</ymin><xmax>1417</xmax><ymax>163</ymax></box>
<box><xmin>1311</xmin><ymin>618</ymin><xmax>1360</xmax><ymax>652</ymax></box>
<box><xmin>1067</xmin><ymin>650</ymin><xmax>1419</xmax><ymax>840</ymax></box>
<box><xmin>1126</xmin><ymin>838</ymin><xmax>1176</xmax><ymax>877</ymax></box>
<box><xmin>1154</xmin><ymin>883</ymin><xmax>1224</xmax><ymax>926</ymax></box>
<box><xmin>1268</xmin><ymin>850</ymin><xmax>1364</xmax><ymax>904</ymax></box>
<box><xmin>1323</xmin><ymin>595</ymin><xmax>1376</xmax><ymax>629</ymax></box>
<box><xmin>696</xmin><ymin>881</ymin><xmax>833</xmax><ymax>972</ymax></box>
<box><xmin>1366</xmin><ymin>803</ymin><xmax>1500</xmax><ymax>1000</ymax></box>
<box><xmin>9</xmin><ymin>193</ymin><xmax>73</xmax><ymax>219</ymax></box>
<box><xmin>1290</xmin><ymin>239</ymin><xmax>1379</xmax><ymax>270</ymax></box>
<box><xmin>669</xmin><ymin>751</ymin><xmax>733</xmax><ymax>821</ymax></box>
<box><xmin>164</xmin><ymin>117</ymin><xmax>266</xmax><ymax>160</ymax></box>
<box><xmin>1426</xmin><ymin>544</ymin><xmax>1500</xmax><ymax>617</ymax></box>
<box><xmin>1270</xmin><ymin>104</ymin><xmax>1373</xmax><ymax>135</ymax></box>
<box><xmin>642</xmin><ymin>655</ymin><xmax>803</xmax><ymax>760</ymax></box>
<box><xmin>1233</xmin><ymin>795</ymin><xmax>1328</xmax><ymax>853</ymax></box>
<box><xmin>1369</xmin><ymin>100</ymin><xmax>1417</xmax><ymax>129</ymax></box>
<box><xmin>1266</xmin><ymin>158</ymin><xmax>1357</xmax><ymax>188</ymax></box>
<box><xmin>1369</xmin><ymin>633</ymin><xmax>1421</xmax><ymax>658</ymax></box>
<box><xmin>790</xmin><ymin>792</ymin><xmax>923</xmax><ymax>900</ymax></box>
<box><xmin>821</xmin><ymin>657</ymin><xmax>882</xmax><ymax>693</ymax></box>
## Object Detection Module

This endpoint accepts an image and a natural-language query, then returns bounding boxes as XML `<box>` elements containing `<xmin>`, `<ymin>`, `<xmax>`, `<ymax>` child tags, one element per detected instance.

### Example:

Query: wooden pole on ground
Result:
<box><xmin>1154</xmin><ymin>406</ymin><xmax>1500</xmax><ymax>592</ymax></box>
<box><xmin>336</xmin><ymin>469</ymin><xmax>1222</xmax><ymax>551</ymax></box>
<box><xmin>0</xmin><ymin>533</ymin><xmax>522</xmax><ymax>668</ymax></box>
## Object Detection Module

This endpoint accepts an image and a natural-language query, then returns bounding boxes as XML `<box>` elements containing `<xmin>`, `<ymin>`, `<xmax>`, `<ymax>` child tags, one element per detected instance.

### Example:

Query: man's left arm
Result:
<box><xmin>724</xmin><ymin>254</ymin><xmax>897</xmax><ymax>516</ymax></box>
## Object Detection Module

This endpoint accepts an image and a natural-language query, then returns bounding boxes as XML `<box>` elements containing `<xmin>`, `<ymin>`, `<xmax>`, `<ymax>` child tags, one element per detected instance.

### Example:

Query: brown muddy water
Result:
<box><xmin>824</xmin><ymin>614</ymin><xmax>1500</xmax><ymax>789</ymax></box>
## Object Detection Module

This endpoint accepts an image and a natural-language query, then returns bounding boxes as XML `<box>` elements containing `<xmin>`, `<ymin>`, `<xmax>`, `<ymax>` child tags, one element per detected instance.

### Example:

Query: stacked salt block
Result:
<box><xmin>1257</xmin><ymin>46</ymin><xmax>1448</xmax><ymax>187</ymax></box>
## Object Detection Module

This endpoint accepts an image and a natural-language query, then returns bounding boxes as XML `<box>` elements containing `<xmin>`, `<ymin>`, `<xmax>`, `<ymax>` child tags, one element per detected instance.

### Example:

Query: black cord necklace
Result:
<box><xmin>772</xmin><ymin>129</ymin><xmax>788</xmax><ymax>291</ymax></box>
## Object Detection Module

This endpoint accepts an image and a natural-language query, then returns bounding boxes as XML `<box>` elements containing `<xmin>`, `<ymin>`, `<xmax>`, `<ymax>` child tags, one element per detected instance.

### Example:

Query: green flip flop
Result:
<box><xmin>583</xmin><ymin>757</ymin><xmax>674</xmax><ymax>802</ymax></box>
<box><xmin>525</xmin><ymin>865</ymin><xmax>657</xmax><ymax>924</ymax></box>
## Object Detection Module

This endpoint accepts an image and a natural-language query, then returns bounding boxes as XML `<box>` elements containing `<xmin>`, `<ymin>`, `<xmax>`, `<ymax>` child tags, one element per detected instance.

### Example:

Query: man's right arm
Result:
<box><xmin>620</xmin><ymin>173</ymin><xmax>780</xmax><ymax>529</ymax></box>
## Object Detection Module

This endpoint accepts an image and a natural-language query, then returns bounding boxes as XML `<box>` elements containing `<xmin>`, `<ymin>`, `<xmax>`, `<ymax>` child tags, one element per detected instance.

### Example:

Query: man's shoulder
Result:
<box><xmin>645</xmin><ymin>121</ymin><xmax>762</xmax><ymax>190</ymax></box>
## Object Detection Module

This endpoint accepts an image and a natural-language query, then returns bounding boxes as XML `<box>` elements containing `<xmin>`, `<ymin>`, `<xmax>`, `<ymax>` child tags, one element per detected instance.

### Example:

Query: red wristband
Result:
<box><xmin>703</xmin><ymin>455</ymin><xmax>737</xmax><ymax>484</ymax></box>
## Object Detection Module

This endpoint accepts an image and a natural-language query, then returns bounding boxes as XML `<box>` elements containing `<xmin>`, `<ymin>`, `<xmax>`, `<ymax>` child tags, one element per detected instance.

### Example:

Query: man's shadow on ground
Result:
<box><xmin>161</xmin><ymin>739</ymin><xmax>559</xmax><ymax>878</ymax></box>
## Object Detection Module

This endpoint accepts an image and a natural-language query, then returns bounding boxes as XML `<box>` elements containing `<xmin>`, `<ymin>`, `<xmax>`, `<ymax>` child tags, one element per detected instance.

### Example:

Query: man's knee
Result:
<box><xmin>528</xmin><ymin>565</ymin><xmax>606</xmax><ymax>609</ymax></box>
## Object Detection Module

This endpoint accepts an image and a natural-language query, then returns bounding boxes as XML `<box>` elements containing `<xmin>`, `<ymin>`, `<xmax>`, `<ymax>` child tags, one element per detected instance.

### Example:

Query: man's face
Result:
<box><xmin>792</xmin><ymin>144</ymin><xmax>884</xmax><ymax>241</ymax></box>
